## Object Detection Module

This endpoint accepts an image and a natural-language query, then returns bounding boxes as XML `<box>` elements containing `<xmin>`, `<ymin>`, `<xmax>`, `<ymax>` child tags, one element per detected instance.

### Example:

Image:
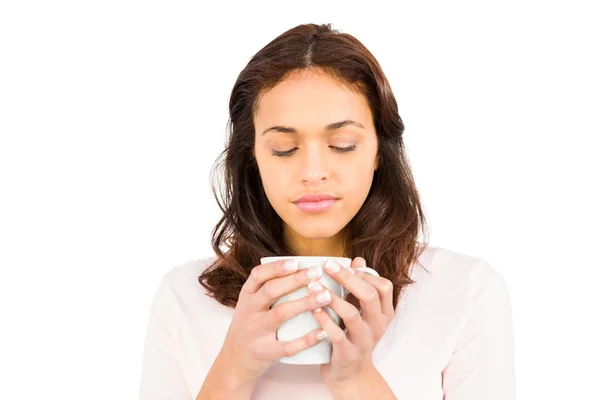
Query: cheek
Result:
<box><xmin>341</xmin><ymin>162</ymin><xmax>374</xmax><ymax>194</ymax></box>
<box><xmin>264</xmin><ymin>173</ymin><xmax>288</xmax><ymax>194</ymax></box>
<box><xmin>259</xmin><ymin>163</ymin><xmax>289</xmax><ymax>203</ymax></box>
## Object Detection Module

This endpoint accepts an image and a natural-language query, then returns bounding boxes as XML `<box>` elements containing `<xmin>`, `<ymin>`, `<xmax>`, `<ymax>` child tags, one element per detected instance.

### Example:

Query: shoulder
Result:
<box><xmin>411</xmin><ymin>245</ymin><xmax>510</xmax><ymax>305</ymax></box>
<box><xmin>162</xmin><ymin>256</ymin><xmax>218</xmax><ymax>285</ymax></box>
<box><xmin>150</xmin><ymin>256</ymin><xmax>221</xmax><ymax>312</ymax></box>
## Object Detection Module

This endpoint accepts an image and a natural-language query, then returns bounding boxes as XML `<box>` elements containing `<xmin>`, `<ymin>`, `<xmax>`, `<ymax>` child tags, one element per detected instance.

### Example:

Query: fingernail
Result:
<box><xmin>308</xmin><ymin>281</ymin><xmax>324</xmax><ymax>292</ymax></box>
<box><xmin>317</xmin><ymin>291</ymin><xmax>331</xmax><ymax>303</ymax></box>
<box><xmin>324</xmin><ymin>259</ymin><xmax>340</xmax><ymax>273</ymax></box>
<box><xmin>317</xmin><ymin>330</ymin><xmax>328</xmax><ymax>340</ymax></box>
<box><xmin>284</xmin><ymin>259</ymin><xmax>299</xmax><ymax>271</ymax></box>
<box><xmin>307</xmin><ymin>266</ymin><xmax>323</xmax><ymax>279</ymax></box>
<box><xmin>314</xmin><ymin>307</ymin><xmax>322</xmax><ymax>313</ymax></box>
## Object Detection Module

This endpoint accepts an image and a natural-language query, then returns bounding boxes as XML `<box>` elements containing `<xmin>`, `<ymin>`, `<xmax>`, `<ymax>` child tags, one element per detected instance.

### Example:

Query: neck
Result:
<box><xmin>283</xmin><ymin>225</ymin><xmax>350</xmax><ymax>257</ymax></box>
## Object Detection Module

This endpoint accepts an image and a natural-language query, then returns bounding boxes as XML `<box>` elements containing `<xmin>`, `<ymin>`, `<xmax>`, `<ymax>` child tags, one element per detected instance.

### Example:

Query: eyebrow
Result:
<box><xmin>261</xmin><ymin>120</ymin><xmax>365</xmax><ymax>136</ymax></box>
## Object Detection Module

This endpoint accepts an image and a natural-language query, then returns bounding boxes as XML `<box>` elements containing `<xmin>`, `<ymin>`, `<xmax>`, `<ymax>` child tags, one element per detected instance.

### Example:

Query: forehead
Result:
<box><xmin>254</xmin><ymin>70</ymin><xmax>373</xmax><ymax>133</ymax></box>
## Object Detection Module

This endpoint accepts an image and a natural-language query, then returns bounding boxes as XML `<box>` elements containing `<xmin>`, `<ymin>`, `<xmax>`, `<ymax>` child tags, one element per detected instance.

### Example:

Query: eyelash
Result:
<box><xmin>271</xmin><ymin>145</ymin><xmax>356</xmax><ymax>157</ymax></box>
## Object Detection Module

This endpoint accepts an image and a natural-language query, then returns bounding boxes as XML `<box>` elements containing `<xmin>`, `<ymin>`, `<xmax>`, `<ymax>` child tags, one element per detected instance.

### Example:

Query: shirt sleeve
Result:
<box><xmin>139</xmin><ymin>277</ymin><xmax>193</xmax><ymax>400</ymax></box>
<box><xmin>442</xmin><ymin>259</ymin><xmax>516</xmax><ymax>400</ymax></box>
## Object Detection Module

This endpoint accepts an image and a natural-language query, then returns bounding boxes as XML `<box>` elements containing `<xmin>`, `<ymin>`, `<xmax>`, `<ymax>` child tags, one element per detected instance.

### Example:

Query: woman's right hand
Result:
<box><xmin>217</xmin><ymin>259</ymin><xmax>332</xmax><ymax>386</ymax></box>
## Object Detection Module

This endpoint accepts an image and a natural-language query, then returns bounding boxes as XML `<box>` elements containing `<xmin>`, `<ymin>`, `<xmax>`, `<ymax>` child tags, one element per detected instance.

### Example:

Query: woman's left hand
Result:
<box><xmin>309</xmin><ymin>257</ymin><xmax>395</xmax><ymax>385</ymax></box>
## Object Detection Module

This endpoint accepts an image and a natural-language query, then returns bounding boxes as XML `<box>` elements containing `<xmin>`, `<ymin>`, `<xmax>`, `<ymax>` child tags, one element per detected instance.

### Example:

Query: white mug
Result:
<box><xmin>259</xmin><ymin>256</ymin><xmax>380</xmax><ymax>365</ymax></box>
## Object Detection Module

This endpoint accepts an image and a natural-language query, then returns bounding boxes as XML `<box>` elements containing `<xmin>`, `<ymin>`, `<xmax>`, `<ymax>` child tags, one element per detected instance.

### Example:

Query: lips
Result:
<box><xmin>293</xmin><ymin>193</ymin><xmax>337</xmax><ymax>203</ymax></box>
<box><xmin>293</xmin><ymin>193</ymin><xmax>339</xmax><ymax>213</ymax></box>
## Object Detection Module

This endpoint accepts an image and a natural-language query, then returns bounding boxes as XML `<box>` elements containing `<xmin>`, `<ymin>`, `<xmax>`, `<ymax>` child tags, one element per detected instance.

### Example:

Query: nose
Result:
<box><xmin>299</xmin><ymin>146</ymin><xmax>330</xmax><ymax>186</ymax></box>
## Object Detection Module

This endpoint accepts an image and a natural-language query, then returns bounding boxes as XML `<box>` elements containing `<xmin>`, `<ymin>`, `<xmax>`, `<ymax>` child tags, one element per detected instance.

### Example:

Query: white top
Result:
<box><xmin>138</xmin><ymin>246</ymin><xmax>515</xmax><ymax>399</ymax></box>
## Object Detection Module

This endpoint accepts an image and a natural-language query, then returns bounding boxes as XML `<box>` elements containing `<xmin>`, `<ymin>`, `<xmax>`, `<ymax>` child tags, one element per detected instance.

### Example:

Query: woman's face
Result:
<box><xmin>253</xmin><ymin>69</ymin><xmax>379</xmax><ymax>244</ymax></box>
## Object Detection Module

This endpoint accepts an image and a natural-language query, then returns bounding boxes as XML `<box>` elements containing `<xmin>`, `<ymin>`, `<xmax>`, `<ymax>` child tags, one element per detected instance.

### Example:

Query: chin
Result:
<box><xmin>287</xmin><ymin>219</ymin><xmax>347</xmax><ymax>240</ymax></box>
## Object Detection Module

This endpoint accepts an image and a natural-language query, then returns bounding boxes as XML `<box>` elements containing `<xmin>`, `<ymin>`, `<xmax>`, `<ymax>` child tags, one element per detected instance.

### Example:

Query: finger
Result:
<box><xmin>310</xmin><ymin>300</ymin><xmax>355</xmax><ymax>355</ymax></box>
<box><xmin>311</xmin><ymin>286</ymin><xmax>371</xmax><ymax>349</ymax></box>
<box><xmin>265</xmin><ymin>283</ymin><xmax>332</xmax><ymax>331</ymax></box>
<box><xmin>276</xmin><ymin>328</ymin><xmax>329</xmax><ymax>359</ymax></box>
<box><xmin>242</xmin><ymin>259</ymin><xmax>299</xmax><ymax>294</ymax></box>
<box><xmin>356</xmin><ymin>271</ymin><xmax>395</xmax><ymax>317</ymax></box>
<box><xmin>323</xmin><ymin>259</ymin><xmax>382</xmax><ymax>316</ymax></box>
<box><xmin>350</xmin><ymin>256</ymin><xmax>366</xmax><ymax>272</ymax></box>
<box><xmin>257</xmin><ymin>265</ymin><xmax>324</xmax><ymax>308</ymax></box>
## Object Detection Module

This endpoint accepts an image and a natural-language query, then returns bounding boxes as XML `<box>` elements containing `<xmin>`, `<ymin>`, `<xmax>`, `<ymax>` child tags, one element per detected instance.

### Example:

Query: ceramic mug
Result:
<box><xmin>260</xmin><ymin>256</ymin><xmax>379</xmax><ymax>364</ymax></box>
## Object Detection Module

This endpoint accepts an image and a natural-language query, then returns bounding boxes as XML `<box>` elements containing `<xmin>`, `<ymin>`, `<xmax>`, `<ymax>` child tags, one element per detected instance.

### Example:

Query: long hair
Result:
<box><xmin>198</xmin><ymin>23</ymin><xmax>429</xmax><ymax>310</ymax></box>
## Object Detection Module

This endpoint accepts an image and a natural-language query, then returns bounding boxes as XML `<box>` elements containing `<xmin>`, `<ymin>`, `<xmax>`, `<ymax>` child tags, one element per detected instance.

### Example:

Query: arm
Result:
<box><xmin>326</xmin><ymin>362</ymin><xmax>397</xmax><ymax>400</ymax></box>
<box><xmin>195</xmin><ymin>351</ymin><xmax>256</xmax><ymax>400</ymax></box>
<box><xmin>442</xmin><ymin>260</ymin><xmax>515</xmax><ymax>400</ymax></box>
<box><xmin>138</xmin><ymin>277</ymin><xmax>256</xmax><ymax>400</ymax></box>
<box><xmin>138</xmin><ymin>278</ymin><xmax>193</xmax><ymax>400</ymax></box>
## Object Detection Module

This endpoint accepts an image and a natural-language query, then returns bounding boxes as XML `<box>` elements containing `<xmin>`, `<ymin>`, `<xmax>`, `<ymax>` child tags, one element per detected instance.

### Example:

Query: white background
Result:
<box><xmin>1</xmin><ymin>1</ymin><xmax>598</xmax><ymax>399</ymax></box>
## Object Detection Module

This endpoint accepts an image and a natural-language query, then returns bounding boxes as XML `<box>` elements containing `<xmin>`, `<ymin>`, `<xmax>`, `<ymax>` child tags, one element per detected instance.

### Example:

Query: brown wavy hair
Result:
<box><xmin>198</xmin><ymin>23</ymin><xmax>429</xmax><ymax>310</ymax></box>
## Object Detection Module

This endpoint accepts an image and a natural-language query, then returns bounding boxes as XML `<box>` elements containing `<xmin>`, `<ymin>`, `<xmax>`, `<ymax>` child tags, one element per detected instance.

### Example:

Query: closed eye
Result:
<box><xmin>271</xmin><ymin>145</ymin><xmax>356</xmax><ymax>157</ymax></box>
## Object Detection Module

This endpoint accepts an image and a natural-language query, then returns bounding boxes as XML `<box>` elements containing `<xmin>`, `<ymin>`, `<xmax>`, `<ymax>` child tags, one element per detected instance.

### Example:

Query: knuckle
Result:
<box><xmin>262</xmin><ymin>280</ymin><xmax>277</xmax><ymax>299</ymax></box>
<box><xmin>271</xmin><ymin>305</ymin><xmax>287</xmax><ymax>323</ymax></box>
<box><xmin>306</xmin><ymin>294</ymin><xmax>318</xmax><ymax>308</ymax></box>
<box><xmin>282</xmin><ymin>343</ymin><xmax>295</xmax><ymax>358</ymax></box>
<box><xmin>347</xmin><ymin>309</ymin><xmax>361</xmax><ymax>322</ymax></box>
<box><xmin>382</xmin><ymin>279</ymin><xmax>393</xmax><ymax>293</ymax></box>
<box><xmin>331</xmin><ymin>333</ymin><xmax>346</xmax><ymax>344</ymax></box>
<box><xmin>365</xmin><ymin>288</ymin><xmax>379</xmax><ymax>302</ymax></box>
<box><xmin>295</xmin><ymin>270</ymin><xmax>306</xmax><ymax>283</ymax></box>
<box><xmin>340</xmin><ymin>275</ymin><xmax>351</xmax><ymax>285</ymax></box>
<box><xmin>250</xmin><ymin>266</ymin><xmax>262</xmax><ymax>282</ymax></box>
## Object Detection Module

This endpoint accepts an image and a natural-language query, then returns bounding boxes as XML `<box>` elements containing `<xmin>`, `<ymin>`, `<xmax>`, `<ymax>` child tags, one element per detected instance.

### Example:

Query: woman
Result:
<box><xmin>139</xmin><ymin>23</ymin><xmax>515</xmax><ymax>399</ymax></box>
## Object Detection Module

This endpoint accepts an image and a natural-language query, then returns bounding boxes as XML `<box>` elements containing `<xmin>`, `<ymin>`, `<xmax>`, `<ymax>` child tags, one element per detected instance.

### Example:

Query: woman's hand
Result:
<box><xmin>217</xmin><ymin>259</ymin><xmax>332</xmax><ymax>387</ymax></box>
<box><xmin>308</xmin><ymin>257</ymin><xmax>395</xmax><ymax>385</ymax></box>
